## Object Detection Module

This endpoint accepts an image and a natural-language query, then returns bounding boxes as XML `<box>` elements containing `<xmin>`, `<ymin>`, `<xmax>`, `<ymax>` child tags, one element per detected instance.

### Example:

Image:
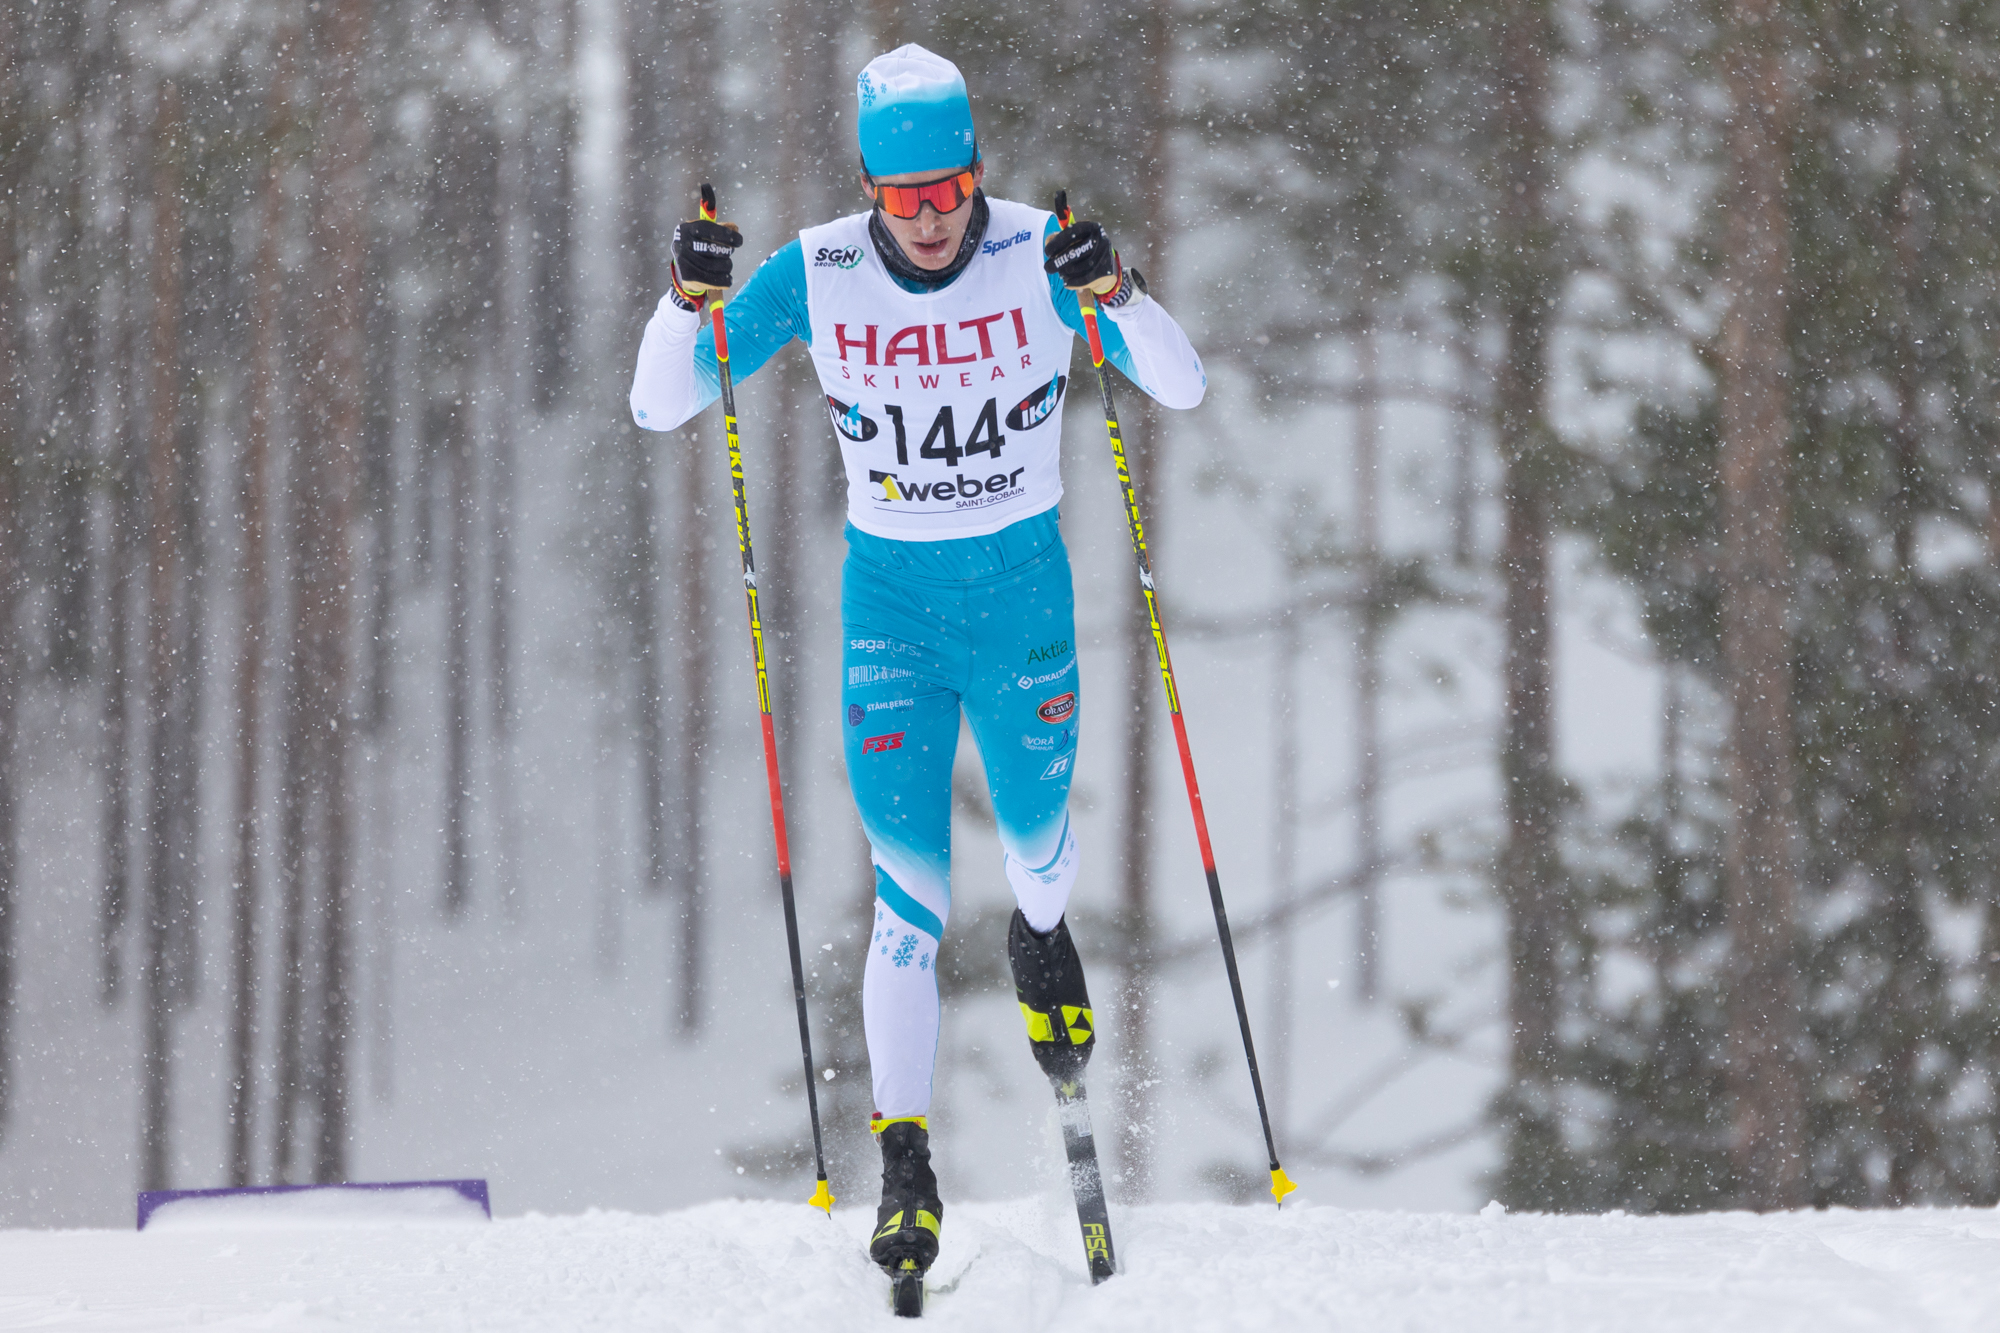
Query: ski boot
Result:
<box><xmin>870</xmin><ymin>1116</ymin><xmax>942</xmax><ymax>1317</ymax></box>
<box><xmin>1008</xmin><ymin>909</ymin><xmax>1095</xmax><ymax>1090</ymax></box>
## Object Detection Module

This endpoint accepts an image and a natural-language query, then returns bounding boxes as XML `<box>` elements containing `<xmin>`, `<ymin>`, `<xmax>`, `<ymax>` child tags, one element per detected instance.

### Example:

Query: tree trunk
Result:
<box><xmin>1352</xmin><ymin>301</ymin><xmax>1384</xmax><ymax>1004</ymax></box>
<box><xmin>99</xmin><ymin>60</ymin><xmax>143</xmax><ymax>1011</ymax></box>
<box><xmin>228</xmin><ymin>43</ymin><xmax>292</xmax><ymax>1186</ymax></box>
<box><xmin>0</xmin><ymin>0</ymin><xmax>27</xmax><ymax>1140</ymax></box>
<box><xmin>666</xmin><ymin>0</ymin><xmax>721</xmax><ymax>1037</ymax></box>
<box><xmin>767</xmin><ymin>0</ymin><xmax>811</xmax><ymax>844</ymax></box>
<box><xmin>441</xmin><ymin>396</ymin><xmax>474</xmax><ymax>919</ymax></box>
<box><xmin>271</xmin><ymin>418</ymin><xmax>312</xmax><ymax>1181</ymax></box>
<box><xmin>139</xmin><ymin>78</ymin><xmax>186</xmax><ymax>1194</ymax></box>
<box><xmin>490</xmin><ymin>355</ymin><xmax>519</xmax><ymax>913</ymax></box>
<box><xmin>360</xmin><ymin>203</ymin><xmax>397</xmax><ymax>1100</ymax></box>
<box><xmin>624</xmin><ymin>0</ymin><xmax>675</xmax><ymax>904</ymax></box>
<box><xmin>1264</xmin><ymin>574</ymin><xmax>1300</xmax><ymax>1144</ymax></box>
<box><xmin>1114</xmin><ymin>0</ymin><xmax>1172</xmax><ymax>1203</ymax></box>
<box><xmin>530</xmin><ymin>0</ymin><xmax>579</xmax><ymax>410</ymax></box>
<box><xmin>307</xmin><ymin>0</ymin><xmax>373</xmax><ymax>1181</ymax></box>
<box><xmin>1491</xmin><ymin>0</ymin><xmax>1565</xmax><ymax>1208</ymax></box>
<box><xmin>1718</xmin><ymin>0</ymin><xmax>1805</xmax><ymax>1211</ymax></box>
<box><xmin>102</xmin><ymin>388</ymin><xmax>138</xmax><ymax>1007</ymax></box>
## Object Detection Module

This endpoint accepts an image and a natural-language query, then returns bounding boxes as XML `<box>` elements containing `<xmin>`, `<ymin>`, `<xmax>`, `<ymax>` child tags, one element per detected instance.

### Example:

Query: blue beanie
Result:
<box><xmin>856</xmin><ymin>45</ymin><xmax>978</xmax><ymax>178</ymax></box>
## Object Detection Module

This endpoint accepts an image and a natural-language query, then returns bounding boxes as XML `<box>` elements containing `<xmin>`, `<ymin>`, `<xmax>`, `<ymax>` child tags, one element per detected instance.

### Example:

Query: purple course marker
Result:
<box><xmin>136</xmin><ymin>1179</ymin><xmax>491</xmax><ymax>1230</ymax></box>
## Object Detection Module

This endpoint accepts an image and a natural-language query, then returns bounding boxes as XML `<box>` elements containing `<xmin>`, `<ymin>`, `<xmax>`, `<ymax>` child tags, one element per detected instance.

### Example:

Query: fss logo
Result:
<box><xmin>862</xmin><ymin>732</ymin><xmax>905</xmax><ymax>753</ymax></box>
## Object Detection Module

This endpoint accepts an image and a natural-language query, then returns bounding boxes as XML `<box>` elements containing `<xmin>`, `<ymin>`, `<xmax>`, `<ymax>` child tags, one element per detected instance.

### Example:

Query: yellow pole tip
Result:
<box><xmin>1270</xmin><ymin>1167</ymin><xmax>1298</xmax><ymax>1206</ymax></box>
<box><xmin>808</xmin><ymin>1179</ymin><xmax>835</xmax><ymax>1215</ymax></box>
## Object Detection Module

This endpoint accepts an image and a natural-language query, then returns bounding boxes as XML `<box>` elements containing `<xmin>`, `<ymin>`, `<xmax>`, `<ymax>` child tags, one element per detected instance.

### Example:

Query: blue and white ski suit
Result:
<box><xmin>630</xmin><ymin>196</ymin><xmax>1205</xmax><ymax>1118</ymax></box>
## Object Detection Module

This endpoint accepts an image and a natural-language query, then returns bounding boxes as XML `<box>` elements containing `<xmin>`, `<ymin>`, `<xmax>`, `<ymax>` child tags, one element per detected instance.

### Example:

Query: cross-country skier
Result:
<box><xmin>629</xmin><ymin>45</ymin><xmax>1205</xmax><ymax>1281</ymax></box>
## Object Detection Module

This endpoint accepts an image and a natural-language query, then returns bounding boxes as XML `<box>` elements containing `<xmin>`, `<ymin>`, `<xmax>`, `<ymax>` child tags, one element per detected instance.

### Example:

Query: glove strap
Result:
<box><xmin>1098</xmin><ymin>255</ymin><xmax>1145</xmax><ymax>310</ymax></box>
<box><xmin>666</xmin><ymin>262</ymin><xmax>705</xmax><ymax>314</ymax></box>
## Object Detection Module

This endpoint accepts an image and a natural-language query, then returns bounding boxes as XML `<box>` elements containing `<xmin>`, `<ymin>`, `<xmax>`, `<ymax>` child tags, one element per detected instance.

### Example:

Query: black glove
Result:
<box><xmin>671</xmin><ymin>216</ymin><xmax>743</xmax><ymax>292</ymax></box>
<box><xmin>1043</xmin><ymin>219</ymin><xmax>1118</xmax><ymax>291</ymax></box>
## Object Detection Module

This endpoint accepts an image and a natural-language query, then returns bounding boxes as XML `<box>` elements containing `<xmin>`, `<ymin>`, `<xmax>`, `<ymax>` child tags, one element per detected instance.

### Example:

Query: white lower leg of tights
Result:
<box><xmin>864</xmin><ymin>900</ymin><xmax>942</xmax><ymax>1119</ymax></box>
<box><xmin>864</xmin><ymin>824</ymin><xmax>1082</xmax><ymax>1116</ymax></box>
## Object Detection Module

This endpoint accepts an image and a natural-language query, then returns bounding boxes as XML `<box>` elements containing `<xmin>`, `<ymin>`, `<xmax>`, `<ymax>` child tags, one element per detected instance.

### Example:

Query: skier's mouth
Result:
<box><xmin>909</xmin><ymin>235</ymin><xmax>953</xmax><ymax>257</ymax></box>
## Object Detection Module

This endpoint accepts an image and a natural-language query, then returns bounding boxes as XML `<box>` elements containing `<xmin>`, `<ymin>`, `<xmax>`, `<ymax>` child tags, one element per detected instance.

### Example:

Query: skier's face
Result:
<box><xmin>863</xmin><ymin>161</ymin><xmax>987</xmax><ymax>270</ymax></box>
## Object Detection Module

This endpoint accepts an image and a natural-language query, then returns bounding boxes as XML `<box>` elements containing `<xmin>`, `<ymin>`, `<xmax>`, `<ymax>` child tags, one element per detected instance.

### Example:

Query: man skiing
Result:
<box><xmin>629</xmin><ymin>45</ymin><xmax>1205</xmax><ymax>1282</ymax></box>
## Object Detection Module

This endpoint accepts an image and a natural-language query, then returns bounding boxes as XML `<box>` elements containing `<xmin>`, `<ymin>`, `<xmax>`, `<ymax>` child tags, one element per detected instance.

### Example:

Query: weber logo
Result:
<box><xmin>869</xmin><ymin>467</ymin><xmax>1026</xmax><ymax>506</ymax></box>
<box><xmin>814</xmin><ymin>244</ymin><xmax>865</xmax><ymax>269</ymax></box>
<box><xmin>1037</xmin><ymin>692</ymin><xmax>1076</xmax><ymax>725</ymax></box>
<box><xmin>862</xmin><ymin>732</ymin><xmax>905</xmax><ymax>753</ymax></box>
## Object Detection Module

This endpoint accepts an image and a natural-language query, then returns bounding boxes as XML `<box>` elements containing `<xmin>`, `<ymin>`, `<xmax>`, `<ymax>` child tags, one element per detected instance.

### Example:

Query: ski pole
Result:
<box><xmin>1056</xmin><ymin>191</ymin><xmax>1296</xmax><ymax>1207</ymax></box>
<box><xmin>703</xmin><ymin>183</ymin><xmax>834</xmax><ymax>1215</ymax></box>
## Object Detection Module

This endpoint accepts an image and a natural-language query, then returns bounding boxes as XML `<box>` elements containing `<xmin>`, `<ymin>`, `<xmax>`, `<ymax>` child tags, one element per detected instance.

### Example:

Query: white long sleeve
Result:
<box><xmin>628</xmin><ymin>294</ymin><xmax>715</xmax><ymax>432</ymax></box>
<box><xmin>1100</xmin><ymin>294</ymin><xmax>1206</xmax><ymax>410</ymax></box>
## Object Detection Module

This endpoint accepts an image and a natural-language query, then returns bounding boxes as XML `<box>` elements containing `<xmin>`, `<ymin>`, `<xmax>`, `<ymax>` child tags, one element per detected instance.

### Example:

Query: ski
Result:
<box><xmin>889</xmin><ymin>1262</ymin><xmax>925</xmax><ymax>1317</ymax></box>
<box><xmin>1051</xmin><ymin>1075</ymin><xmax>1117</xmax><ymax>1283</ymax></box>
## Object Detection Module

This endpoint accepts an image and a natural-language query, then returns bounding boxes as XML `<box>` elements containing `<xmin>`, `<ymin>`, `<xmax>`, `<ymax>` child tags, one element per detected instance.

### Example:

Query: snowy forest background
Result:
<box><xmin>2</xmin><ymin>0</ymin><xmax>1997</xmax><ymax>1226</ymax></box>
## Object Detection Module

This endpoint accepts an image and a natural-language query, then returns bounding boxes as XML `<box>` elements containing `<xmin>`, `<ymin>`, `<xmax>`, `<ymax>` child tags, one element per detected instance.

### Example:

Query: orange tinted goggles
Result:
<box><xmin>873</xmin><ymin>170</ymin><xmax>977</xmax><ymax>220</ymax></box>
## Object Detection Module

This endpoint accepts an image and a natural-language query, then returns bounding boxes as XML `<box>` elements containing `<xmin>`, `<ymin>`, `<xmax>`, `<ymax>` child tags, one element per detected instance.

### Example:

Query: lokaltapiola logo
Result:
<box><xmin>1017</xmin><ymin>660</ymin><xmax>1075</xmax><ymax>691</ymax></box>
<box><xmin>827</xmin><ymin>396</ymin><xmax>879</xmax><ymax>442</ymax></box>
<box><xmin>813</xmin><ymin>244</ymin><xmax>865</xmax><ymax>269</ymax></box>
<box><xmin>1037</xmin><ymin>692</ymin><xmax>1077</xmax><ymax>725</ymax></box>
<box><xmin>1005</xmin><ymin>375</ymin><xmax>1067</xmax><ymax>432</ymax></box>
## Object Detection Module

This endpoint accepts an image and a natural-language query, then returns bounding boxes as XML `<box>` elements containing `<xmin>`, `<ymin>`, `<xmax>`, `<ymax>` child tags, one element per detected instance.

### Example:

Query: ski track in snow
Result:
<box><xmin>3</xmin><ymin>1198</ymin><xmax>1999</xmax><ymax>1330</ymax></box>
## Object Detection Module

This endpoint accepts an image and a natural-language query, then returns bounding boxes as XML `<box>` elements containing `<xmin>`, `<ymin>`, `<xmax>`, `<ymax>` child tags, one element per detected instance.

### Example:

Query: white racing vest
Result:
<box><xmin>802</xmin><ymin>198</ymin><xmax>1073</xmax><ymax>540</ymax></box>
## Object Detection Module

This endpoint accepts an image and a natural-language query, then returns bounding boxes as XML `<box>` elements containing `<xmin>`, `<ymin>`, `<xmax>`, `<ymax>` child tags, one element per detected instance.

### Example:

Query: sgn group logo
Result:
<box><xmin>814</xmin><ymin>244</ymin><xmax>865</xmax><ymax>269</ymax></box>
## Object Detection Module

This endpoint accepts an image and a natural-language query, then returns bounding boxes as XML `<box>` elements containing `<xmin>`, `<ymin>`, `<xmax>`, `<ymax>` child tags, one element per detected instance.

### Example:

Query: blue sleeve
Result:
<box><xmin>692</xmin><ymin>239</ymin><xmax>813</xmax><ymax>399</ymax></box>
<box><xmin>1042</xmin><ymin>217</ymin><xmax>1142</xmax><ymax>387</ymax></box>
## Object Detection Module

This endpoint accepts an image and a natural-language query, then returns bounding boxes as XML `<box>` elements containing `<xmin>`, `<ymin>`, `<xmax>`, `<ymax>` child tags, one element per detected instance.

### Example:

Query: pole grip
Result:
<box><xmin>711</xmin><ymin>301</ymin><xmax>730</xmax><ymax>363</ymax></box>
<box><xmin>1054</xmin><ymin>192</ymin><xmax>1106</xmax><ymax>368</ymax></box>
<box><xmin>1079</xmin><ymin>292</ymin><xmax>1106</xmax><ymax>369</ymax></box>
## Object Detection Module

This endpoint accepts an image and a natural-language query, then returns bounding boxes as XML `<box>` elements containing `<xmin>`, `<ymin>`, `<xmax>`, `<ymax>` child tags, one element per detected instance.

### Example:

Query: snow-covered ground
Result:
<box><xmin>7</xmin><ymin>1195</ymin><xmax>1998</xmax><ymax>1330</ymax></box>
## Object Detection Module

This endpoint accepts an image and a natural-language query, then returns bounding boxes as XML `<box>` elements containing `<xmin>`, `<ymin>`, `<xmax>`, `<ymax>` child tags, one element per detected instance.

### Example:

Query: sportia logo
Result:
<box><xmin>814</xmin><ymin>244</ymin><xmax>865</xmax><ymax>269</ymax></box>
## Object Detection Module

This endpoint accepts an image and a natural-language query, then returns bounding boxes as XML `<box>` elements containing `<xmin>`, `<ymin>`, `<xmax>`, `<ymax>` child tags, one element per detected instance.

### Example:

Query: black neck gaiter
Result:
<box><xmin>869</xmin><ymin>191</ymin><xmax>990</xmax><ymax>290</ymax></box>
